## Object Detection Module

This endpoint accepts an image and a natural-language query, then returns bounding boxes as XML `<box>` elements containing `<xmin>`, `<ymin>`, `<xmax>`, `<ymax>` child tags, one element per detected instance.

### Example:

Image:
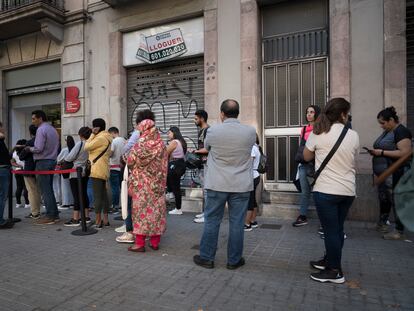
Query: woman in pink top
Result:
<box><xmin>166</xmin><ymin>126</ymin><xmax>187</xmax><ymax>215</ymax></box>
<box><xmin>293</xmin><ymin>105</ymin><xmax>321</xmax><ymax>227</ymax></box>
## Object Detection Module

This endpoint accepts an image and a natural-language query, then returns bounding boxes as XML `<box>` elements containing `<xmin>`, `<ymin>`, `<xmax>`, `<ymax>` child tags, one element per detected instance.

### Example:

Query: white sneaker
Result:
<box><xmin>195</xmin><ymin>213</ymin><xmax>204</xmax><ymax>218</ymax></box>
<box><xmin>194</xmin><ymin>216</ymin><xmax>204</xmax><ymax>223</ymax></box>
<box><xmin>168</xmin><ymin>208</ymin><xmax>183</xmax><ymax>215</ymax></box>
<box><xmin>16</xmin><ymin>204</ymin><xmax>24</xmax><ymax>208</ymax></box>
<box><xmin>116</xmin><ymin>232</ymin><xmax>134</xmax><ymax>244</ymax></box>
<box><xmin>115</xmin><ymin>224</ymin><xmax>126</xmax><ymax>233</ymax></box>
<box><xmin>58</xmin><ymin>205</ymin><xmax>69</xmax><ymax>210</ymax></box>
<box><xmin>24</xmin><ymin>204</ymin><xmax>31</xmax><ymax>209</ymax></box>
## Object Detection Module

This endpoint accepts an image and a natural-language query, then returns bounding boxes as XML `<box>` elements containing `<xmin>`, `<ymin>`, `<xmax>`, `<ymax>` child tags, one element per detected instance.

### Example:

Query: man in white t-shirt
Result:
<box><xmin>108</xmin><ymin>127</ymin><xmax>126</xmax><ymax>213</ymax></box>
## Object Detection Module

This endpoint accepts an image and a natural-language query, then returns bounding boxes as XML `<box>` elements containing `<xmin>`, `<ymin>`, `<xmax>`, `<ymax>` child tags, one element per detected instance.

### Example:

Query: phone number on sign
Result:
<box><xmin>150</xmin><ymin>44</ymin><xmax>186</xmax><ymax>61</ymax></box>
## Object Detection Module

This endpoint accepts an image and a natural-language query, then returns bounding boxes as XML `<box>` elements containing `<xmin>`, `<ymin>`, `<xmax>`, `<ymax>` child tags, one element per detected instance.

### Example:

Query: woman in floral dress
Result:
<box><xmin>127</xmin><ymin>112</ymin><xmax>168</xmax><ymax>252</ymax></box>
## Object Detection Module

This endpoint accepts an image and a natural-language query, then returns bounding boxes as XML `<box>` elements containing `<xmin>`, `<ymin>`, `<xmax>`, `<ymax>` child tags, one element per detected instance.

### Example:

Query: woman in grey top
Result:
<box><xmin>64</xmin><ymin>127</ymin><xmax>92</xmax><ymax>226</ymax></box>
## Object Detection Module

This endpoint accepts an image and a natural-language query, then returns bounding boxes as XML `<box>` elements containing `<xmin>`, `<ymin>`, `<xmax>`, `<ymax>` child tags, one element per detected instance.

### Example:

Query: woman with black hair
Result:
<box><xmin>167</xmin><ymin>126</ymin><xmax>187</xmax><ymax>215</ymax></box>
<box><xmin>368</xmin><ymin>107</ymin><xmax>412</xmax><ymax>240</ymax></box>
<box><xmin>12</xmin><ymin>139</ymin><xmax>29</xmax><ymax>209</ymax></box>
<box><xmin>56</xmin><ymin>135</ymin><xmax>75</xmax><ymax>209</ymax></box>
<box><xmin>293</xmin><ymin>105</ymin><xmax>321</xmax><ymax>227</ymax></box>
<box><xmin>303</xmin><ymin>98</ymin><xmax>359</xmax><ymax>284</ymax></box>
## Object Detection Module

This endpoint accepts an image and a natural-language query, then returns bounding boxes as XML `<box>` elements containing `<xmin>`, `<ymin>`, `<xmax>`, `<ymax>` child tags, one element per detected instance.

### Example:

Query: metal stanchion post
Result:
<box><xmin>71</xmin><ymin>167</ymin><xmax>97</xmax><ymax>236</ymax></box>
<box><xmin>8</xmin><ymin>170</ymin><xmax>20</xmax><ymax>224</ymax></box>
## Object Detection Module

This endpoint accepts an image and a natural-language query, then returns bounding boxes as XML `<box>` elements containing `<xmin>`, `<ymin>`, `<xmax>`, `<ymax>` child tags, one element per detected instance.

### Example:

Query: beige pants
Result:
<box><xmin>24</xmin><ymin>176</ymin><xmax>41</xmax><ymax>216</ymax></box>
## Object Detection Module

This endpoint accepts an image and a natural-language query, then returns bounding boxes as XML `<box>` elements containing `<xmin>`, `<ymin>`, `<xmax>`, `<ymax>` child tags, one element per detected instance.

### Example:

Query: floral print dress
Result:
<box><xmin>127</xmin><ymin>119</ymin><xmax>168</xmax><ymax>236</ymax></box>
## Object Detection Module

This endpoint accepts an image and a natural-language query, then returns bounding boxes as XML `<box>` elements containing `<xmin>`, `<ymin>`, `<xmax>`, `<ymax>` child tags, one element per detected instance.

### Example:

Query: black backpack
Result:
<box><xmin>256</xmin><ymin>146</ymin><xmax>268</xmax><ymax>174</ymax></box>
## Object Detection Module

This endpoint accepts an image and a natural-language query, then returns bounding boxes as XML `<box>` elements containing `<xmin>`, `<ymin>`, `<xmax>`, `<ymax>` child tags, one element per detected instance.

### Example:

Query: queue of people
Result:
<box><xmin>0</xmin><ymin>98</ymin><xmax>412</xmax><ymax>286</ymax></box>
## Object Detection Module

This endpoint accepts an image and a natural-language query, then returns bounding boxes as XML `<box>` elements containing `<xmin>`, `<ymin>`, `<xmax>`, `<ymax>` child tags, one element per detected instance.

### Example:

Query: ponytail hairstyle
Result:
<box><xmin>169</xmin><ymin>126</ymin><xmax>187</xmax><ymax>154</ymax></box>
<box><xmin>66</xmin><ymin>135</ymin><xmax>75</xmax><ymax>152</ymax></box>
<box><xmin>313</xmin><ymin>98</ymin><xmax>351</xmax><ymax>135</ymax></box>
<box><xmin>377</xmin><ymin>106</ymin><xmax>399</xmax><ymax>123</ymax></box>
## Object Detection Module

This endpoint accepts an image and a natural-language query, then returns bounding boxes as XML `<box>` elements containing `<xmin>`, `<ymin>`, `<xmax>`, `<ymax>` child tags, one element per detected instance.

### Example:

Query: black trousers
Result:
<box><xmin>15</xmin><ymin>174</ymin><xmax>29</xmax><ymax>205</ymax></box>
<box><xmin>167</xmin><ymin>159</ymin><xmax>186</xmax><ymax>210</ymax></box>
<box><xmin>69</xmin><ymin>177</ymin><xmax>89</xmax><ymax>212</ymax></box>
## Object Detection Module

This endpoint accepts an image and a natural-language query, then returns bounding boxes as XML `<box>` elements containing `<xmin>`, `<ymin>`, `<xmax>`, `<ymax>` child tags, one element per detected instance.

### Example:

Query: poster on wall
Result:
<box><xmin>123</xmin><ymin>17</ymin><xmax>204</xmax><ymax>67</ymax></box>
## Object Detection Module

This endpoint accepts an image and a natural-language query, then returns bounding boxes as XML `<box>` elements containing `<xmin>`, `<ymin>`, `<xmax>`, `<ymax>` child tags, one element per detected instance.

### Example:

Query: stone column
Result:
<box><xmin>204</xmin><ymin>1</ymin><xmax>219</xmax><ymax>124</ymax></box>
<box><xmin>384</xmin><ymin>0</ymin><xmax>406</xmax><ymax>123</ymax></box>
<box><xmin>240</xmin><ymin>0</ymin><xmax>260</xmax><ymax>129</ymax></box>
<box><xmin>329</xmin><ymin>0</ymin><xmax>350</xmax><ymax>100</ymax></box>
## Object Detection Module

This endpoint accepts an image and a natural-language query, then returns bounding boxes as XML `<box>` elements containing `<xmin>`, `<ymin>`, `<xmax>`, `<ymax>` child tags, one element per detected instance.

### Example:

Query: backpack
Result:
<box><xmin>256</xmin><ymin>146</ymin><xmax>268</xmax><ymax>174</ymax></box>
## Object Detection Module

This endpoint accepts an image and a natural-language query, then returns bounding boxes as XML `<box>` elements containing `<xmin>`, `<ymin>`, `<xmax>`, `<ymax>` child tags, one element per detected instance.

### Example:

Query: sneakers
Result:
<box><xmin>193</xmin><ymin>216</ymin><xmax>204</xmax><ymax>223</ymax></box>
<box><xmin>24</xmin><ymin>204</ymin><xmax>31</xmax><ymax>209</ymax></box>
<box><xmin>58</xmin><ymin>205</ymin><xmax>70</xmax><ymax>210</ymax></box>
<box><xmin>168</xmin><ymin>208</ymin><xmax>183</xmax><ymax>215</ymax></box>
<box><xmin>193</xmin><ymin>255</ymin><xmax>214</xmax><ymax>269</ymax></box>
<box><xmin>115</xmin><ymin>224</ymin><xmax>127</xmax><ymax>233</ymax></box>
<box><xmin>195</xmin><ymin>213</ymin><xmax>204</xmax><ymax>218</ymax></box>
<box><xmin>16</xmin><ymin>203</ymin><xmax>24</xmax><ymax>208</ymax></box>
<box><xmin>376</xmin><ymin>222</ymin><xmax>390</xmax><ymax>233</ymax></box>
<box><xmin>318</xmin><ymin>226</ymin><xmax>324</xmax><ymax>235</ymax></box>
<box><xmin>85</xmin><ymin>217</ymin><xmax>92</xmax><ymax>224</ymax></box>
<box><xmin>310</xmin><ymin>257</ymin><xmax>327</xmax><ymax>270</ymax></box>
<box><xmin>64</xmin><ymin>219</ymin><xmax>80</xmax><ymax>227</ymax></box>
<box><xmin>227</xmin><ymin>257</ymin><xmax>245</xmax><ymax>270</ymax></box>
<box><xmin>35</xmin><ymin>217</ymin><xmax>57</xmax><ymax>225</ymax></box>
<box><xmin>25</xmin><ymin>213</ymin><xmax>40</xmax><ymax>219</ymax></box>
<box><xmin>383</xmin><ymin>230</ymin><xmax>405</xmax><ymax>240</ymax></box>
<box><xmin>244</xmin><ymin>224</ymin><xmax>253</xmax><ymax>232</ymax></box>
<box><xmin>116</xmin><ymin>232</ymin><xmax>134</xmax><ymax>243</ymax></box>
<box><xmin>310</xmin><ymin>269</ymin><xmax>345</xmax><ymax>284</ymax></box>
<box><xmin>250</xmin><ymin>221</ymin><xmax>259</xmax><ymax>228</ymax></box>
<box><xmin>292</xmin><ymin>215</ymin><xmax>308</xmax><ymax>227</ymax></box>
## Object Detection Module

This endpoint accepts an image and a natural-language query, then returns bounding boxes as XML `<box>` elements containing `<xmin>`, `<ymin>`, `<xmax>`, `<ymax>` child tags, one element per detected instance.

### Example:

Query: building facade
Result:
<box><xmin>0</xmin><ymin>0</ymin><xmax>409</xmax><ymax>221</ymax></box>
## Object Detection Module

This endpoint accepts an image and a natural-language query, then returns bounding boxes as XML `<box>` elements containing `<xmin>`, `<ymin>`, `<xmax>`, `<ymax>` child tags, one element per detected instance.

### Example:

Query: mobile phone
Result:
<box><xmin>363</xmin><ymin>147</ymin><xmax>372</xmax><ymax>152</ymax></box>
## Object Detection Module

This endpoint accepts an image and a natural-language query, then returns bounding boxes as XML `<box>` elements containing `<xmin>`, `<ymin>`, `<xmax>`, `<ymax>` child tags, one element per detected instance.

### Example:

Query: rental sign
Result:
<box><xmin>123</xmin><ymin>17</ymin><xmax>204</xmax><ymax>67</ymax></box>
<box><xmin>136</xmin><ymin>29</ymin><xmax>188</xmax><ymax>64</ymax></box>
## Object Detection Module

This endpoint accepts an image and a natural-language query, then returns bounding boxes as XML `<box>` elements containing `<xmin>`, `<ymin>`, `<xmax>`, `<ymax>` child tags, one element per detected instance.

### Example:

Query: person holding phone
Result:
<box><xmin>368</xmin><ymin>107</ymin><xmax>412</xmax><ymax>240</ymax></box>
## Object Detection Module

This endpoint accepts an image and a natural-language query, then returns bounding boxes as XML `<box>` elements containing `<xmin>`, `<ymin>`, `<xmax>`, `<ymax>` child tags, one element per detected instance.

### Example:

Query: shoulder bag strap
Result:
<box><xmin>92</xmin><ymin>141</ymin><xmax>110</xmax><ymax>164</ymax></box>
<box><xmin>73</xmin><ymin>142</ymin><xmax>83</xmax><ymax>160</ymax></box>
<box><xmin>311</xmin><ymin>126</ymin><xmax>349</xmax><ymax>186</ymax></box>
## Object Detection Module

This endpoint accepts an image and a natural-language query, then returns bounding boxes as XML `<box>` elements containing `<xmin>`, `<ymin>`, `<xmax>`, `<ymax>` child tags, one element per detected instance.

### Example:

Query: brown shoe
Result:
<box><xmin>128</xmin><ymin>246</ymin><xmax>145</xmax><ymax>252</ymax></box>
<box><xmin>35</xmin><ymin>217</ymin><xmax>56</xmax><ymax>225</ymax></box>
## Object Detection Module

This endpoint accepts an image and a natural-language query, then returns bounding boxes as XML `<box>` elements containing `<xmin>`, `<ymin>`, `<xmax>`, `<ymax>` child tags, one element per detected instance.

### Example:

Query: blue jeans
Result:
<box><xmin>313</xmin><ymin>192</ymin><xmax>354</xmax><ymax>270</ymax></box>
<box><xmin>299</xmin><ymin>164</ymin><xmax>311</xmax><ymax>216</ymax></box>
<box><xmin>125</xmin><ymin>195</ymin><xmax>132</xmax><ymax>232</ymax></box>
<box><xmin>35</xmin><ymin>160</ymin><xmax>58</xmax><ymax>218</ymax></box>
<box><xmin>199</xmin><ymin>190</ymin><xmax>250</xmax><ymax>265</ymax></box>
<box><xmin>0</xmin><ymin>167</ymin><xmax>10</xmax><ymax>225</ymax></box>
<box><xmin>87</xmin><ymin>178</ymin><xmax>94</xmax><ymax>208</ymax></box>
<box><xmin>109</xmin><ymin>170</ymin><xmax>121</xmax><ymax>207</ymax></box>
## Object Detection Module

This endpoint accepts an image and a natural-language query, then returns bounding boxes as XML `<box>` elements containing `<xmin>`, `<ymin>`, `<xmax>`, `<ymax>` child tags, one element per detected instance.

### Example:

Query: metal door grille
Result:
<box><xmin>264</xmin><ymin>58</ymin><xmax>327</xmax><ymax>129</ymax></box>
<box><xmin>127</xmin><ymin>57</ymin><xmax>204</xmax><ymax>149</ymax></box>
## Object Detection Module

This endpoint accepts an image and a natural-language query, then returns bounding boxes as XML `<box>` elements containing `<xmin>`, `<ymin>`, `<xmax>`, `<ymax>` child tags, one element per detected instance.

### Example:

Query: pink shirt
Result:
<box><xmin>301</xmin><ymin>124</ymin><xmax>313</xmax><ymax>141</ymax></box>
<box><xmin>171</xmin><ymin>140</ymin><xmax>185</xmax><ymax>159</ymax></box>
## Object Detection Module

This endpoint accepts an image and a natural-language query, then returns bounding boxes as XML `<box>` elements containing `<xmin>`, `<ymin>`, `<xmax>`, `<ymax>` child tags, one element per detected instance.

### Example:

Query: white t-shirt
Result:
<box><xmin>306</xmin><ymin>123</ymin><xmax>359</xmax><ymax>196</ymax></box>
<box><xmin>251</xmin><ymin>144</ymin><xmax>261</xmax><ymax>179</ymax></box>
<box><xmin>110</xmin><ymin>136</ymin><xmax>126</xmax><ymax>171</ymax></box>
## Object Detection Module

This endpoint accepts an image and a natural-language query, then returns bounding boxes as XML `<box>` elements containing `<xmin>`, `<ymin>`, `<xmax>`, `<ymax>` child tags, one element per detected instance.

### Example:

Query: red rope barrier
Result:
<box><xmin>11</xmin><ymin>169</ymin><xmax>77</xmax><ymax>175</ymax></box>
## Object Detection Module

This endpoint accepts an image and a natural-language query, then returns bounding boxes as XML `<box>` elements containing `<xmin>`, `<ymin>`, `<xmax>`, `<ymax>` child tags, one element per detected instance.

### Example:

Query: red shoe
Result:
<box><xmin>128</xmin><ymin>246</ymin><xmax>145</xmax><ymax>252</ymax></box>
<box><xmin>149</xmin><ymin>244</ymin><xmax>159</xmax><ymax>251</ymax></box>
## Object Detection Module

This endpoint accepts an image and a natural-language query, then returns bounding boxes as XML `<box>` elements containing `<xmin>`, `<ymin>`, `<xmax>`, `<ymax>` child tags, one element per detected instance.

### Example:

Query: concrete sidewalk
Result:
<box><xmin>0</xmin><ymin>207</ymin><xmax>413</xmax><ymax>311</ymax></box>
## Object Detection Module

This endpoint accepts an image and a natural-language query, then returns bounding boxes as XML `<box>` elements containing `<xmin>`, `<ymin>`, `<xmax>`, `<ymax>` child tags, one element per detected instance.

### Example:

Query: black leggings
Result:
<box><xmin>69</xmin><ymin>177</ymin><xmax>89</xmax><ymax>211</ymax></box>
<box><xmin>15</xmin><ymin>174</ymin><xmax>29</xmax><ymax>205</ymax></box>
<box><xmin>167</xmin><ymin>159</ymin><xmax>186</xmax><ymax>210</ymax></box>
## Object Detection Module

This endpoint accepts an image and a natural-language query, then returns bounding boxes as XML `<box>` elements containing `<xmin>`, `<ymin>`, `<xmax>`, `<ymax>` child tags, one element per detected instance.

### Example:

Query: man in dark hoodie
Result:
<box><xmin>19</xmin><ymin>125</ymin><xmax>41</xmax><ymax>219</ymax></box>
<box><xmin>0</xmin><ymin>121</ymin><xmax>13</xmax><ymax>229</ymax></box>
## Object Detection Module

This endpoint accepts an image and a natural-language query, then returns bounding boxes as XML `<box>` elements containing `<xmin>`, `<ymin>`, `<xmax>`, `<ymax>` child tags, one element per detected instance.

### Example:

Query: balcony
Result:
<box><xmin>0</xmin><ymin>0</ymin><xmax>65</xmax><ymax>41</ymax></box>
<box><xmin>101</xmin><ymin>0</ymin><xmax>135</xmax><ymax>7</ymax></box>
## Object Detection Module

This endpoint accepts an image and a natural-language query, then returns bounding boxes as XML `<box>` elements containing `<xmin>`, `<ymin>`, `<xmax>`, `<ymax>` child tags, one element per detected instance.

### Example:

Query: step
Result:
<box><xmin>261</xmin><ymin>203</ymin><xmax>317</xmax><ymax>219</ymax></box>
<box><xmin>262</xmin><ymin>191</ymin><xmax>315</xmax><ymax>206</ymax></box>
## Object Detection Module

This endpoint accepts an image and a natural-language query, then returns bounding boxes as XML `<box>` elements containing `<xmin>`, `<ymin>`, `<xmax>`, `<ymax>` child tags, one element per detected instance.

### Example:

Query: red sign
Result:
<box><xmin>65</xmin><ymin>86</ymin><xmax>80</xmax><ymax>113</ymax></box>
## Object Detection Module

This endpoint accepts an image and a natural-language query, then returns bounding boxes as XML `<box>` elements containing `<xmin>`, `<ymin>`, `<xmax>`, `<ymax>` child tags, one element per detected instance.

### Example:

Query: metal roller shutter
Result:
<box><xmin>127</xmin><ymin>57</ymin><xmax>204</xmax><ymax>150</ymax></box>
